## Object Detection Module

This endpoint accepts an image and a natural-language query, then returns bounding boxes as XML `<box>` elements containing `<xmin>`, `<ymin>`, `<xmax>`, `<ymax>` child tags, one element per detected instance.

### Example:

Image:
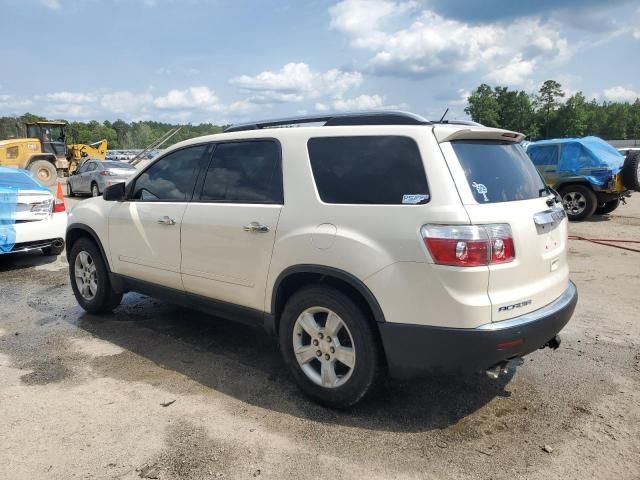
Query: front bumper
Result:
<box><xmin>379</xmin><ymin>281</ymin><xmax>578</xmax><ymax>379</ymax></box>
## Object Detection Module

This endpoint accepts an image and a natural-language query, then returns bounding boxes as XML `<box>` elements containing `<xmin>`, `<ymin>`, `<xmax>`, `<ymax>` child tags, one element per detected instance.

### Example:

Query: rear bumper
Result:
<box><xmin>1</xmin><ymin>212</ymin><xmax>67</xmax><ymax>255</ymax></box>
<box><xmin>379</xmin><ymin>281</ymin><xmax>578</xmax><ymax>379</ymax></box>
<box><xmin>1</xmin><ymin>237</ymin><xmax>65</xmax><ymax>254</ymax></box>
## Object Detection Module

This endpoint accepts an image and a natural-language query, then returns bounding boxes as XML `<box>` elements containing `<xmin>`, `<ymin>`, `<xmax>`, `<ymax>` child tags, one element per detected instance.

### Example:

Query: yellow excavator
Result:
<box><xmin>0</xmin><ymin>120</ymin><xmax>107</xmax><ymax>186</ymax></box>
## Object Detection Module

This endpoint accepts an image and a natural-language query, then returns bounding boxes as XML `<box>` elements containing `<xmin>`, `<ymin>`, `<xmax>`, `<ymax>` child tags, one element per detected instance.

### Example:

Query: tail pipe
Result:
<box><xmin>484</xmin><ymin>335</ymin><xmax>561</xmax><ymax>379</ymax></box>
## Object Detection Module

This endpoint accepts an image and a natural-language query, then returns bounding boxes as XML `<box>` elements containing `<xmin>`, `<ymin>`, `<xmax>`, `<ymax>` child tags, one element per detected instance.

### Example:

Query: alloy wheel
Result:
<box><xmin>562</xmin><ymin>191</ymin><xmax>587</xmax><ymax>216</ymax></box>
<box><xmin>74</xmin><ymin>251</ymin><xmax>98</xmax><ymax>300</ymax></box>
<box><xmin>292</xmin><ymin>307</ymin><xmax>356</xmax><ymax>388</ymax></box>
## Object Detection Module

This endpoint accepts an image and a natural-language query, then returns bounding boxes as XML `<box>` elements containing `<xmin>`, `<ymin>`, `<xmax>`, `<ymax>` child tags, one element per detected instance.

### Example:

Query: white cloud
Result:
<box><xmin>0</xmin><ymin>94</ymin><xmax>34</xmax><ymax>110</ymax></box>
<box><xmin>329</xmin><ymin>0</ymin><xmax>569</xmax><ymax>85</ymax></box>
<box><xmin>448</xmin><ymin>89</ymin><xmax>470</xmax><ymax>107</ymax></box>
<box><xmin>315</xmin><ymin>94</ymin><xmax>404</xmax><ymax>112</ymax></box>
<box><xmin>101</xmin><ymin>91</ymin><xmax>154</xmax><ymax>114</ymax></box>
<box><xmin>634</xmin><ymin>28</ymin><xmax>640</xmax><ymax>40</ymax></box>
<box><xmin>485</xmin><ymin>55</ymin><xmax>535</xmax><ymax>85</ymax></box>
<box><xmin>40</xmin><ymin>0</ymin><xmax>60</xmax><ymax>9</ymax></box>
<box><xmin>153</xmin><ymin>86</ymin><xmax>222</xmax><ymax>111</ymax></box>
<box><xmin>230</xmin><ymin>62</ymin><xmax>363</xmax><ymax>102</ymax></box>
<box><xmin>45</xmin><ymin>91</ymin><xmax>96</xmax><ymax>104</ymax></box>
<box><xmin>602</xmin><ymin>86</ymin><xmax>640</xmax><ymax>103</ymax></box>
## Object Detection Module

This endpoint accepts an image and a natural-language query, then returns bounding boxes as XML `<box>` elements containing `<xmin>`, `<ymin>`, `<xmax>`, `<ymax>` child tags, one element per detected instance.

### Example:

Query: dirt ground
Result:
<box><xmin>1</xmin><ymin>194</ymin><xmax>639</xmax><ymax>480</ymax></box>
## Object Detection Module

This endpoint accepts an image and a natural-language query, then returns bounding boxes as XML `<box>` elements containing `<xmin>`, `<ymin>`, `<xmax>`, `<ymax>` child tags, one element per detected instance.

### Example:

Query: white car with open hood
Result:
<box><xmin>65</xmin><ymin>111</ymin><xmax>577</xmax><ymax>407</ymax></box>
<box><xmin>0</xmin><ymin>167</ymin><xmax>66</xmax><ymax>256</ymax></box>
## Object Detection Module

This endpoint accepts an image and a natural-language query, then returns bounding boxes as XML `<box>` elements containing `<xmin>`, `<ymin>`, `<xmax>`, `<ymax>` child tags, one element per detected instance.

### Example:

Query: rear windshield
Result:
<box><xmin>451</xmin><ymin>140</ymin><xmax>545</xmax><ymax>203</ymax></box>
<box><xmin>104</xmin><ymin>161</ymin><xmax>134</xmax><ymax>169</ymax></box>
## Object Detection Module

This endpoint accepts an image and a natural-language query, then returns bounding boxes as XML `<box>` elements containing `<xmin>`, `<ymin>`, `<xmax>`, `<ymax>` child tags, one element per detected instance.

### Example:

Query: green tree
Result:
<box><xmin>465</xmin><ymin>84</ymin><xmax>500</xmax><ymax>127</ymax></box>
<box><xmin>558</xmin><ymin>92</ymin><xmax>588</xmax><ymax>137</ymax></box>
<box><xmin>538</xmin><ymin>80</ymin><xmax>565</xmax><ymax>138</ymax></box>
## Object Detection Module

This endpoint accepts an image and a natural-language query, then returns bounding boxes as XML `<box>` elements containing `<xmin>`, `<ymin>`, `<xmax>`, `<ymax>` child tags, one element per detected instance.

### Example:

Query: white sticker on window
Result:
<box><xmin>402</xmin><ymin>194</ymin><xmax>429</xmax><ymax>204</ymax></box>
<box><xmin>471</xmin><ymin>182</ymin><xmax>489</xmax><ymax>202</ymax></box>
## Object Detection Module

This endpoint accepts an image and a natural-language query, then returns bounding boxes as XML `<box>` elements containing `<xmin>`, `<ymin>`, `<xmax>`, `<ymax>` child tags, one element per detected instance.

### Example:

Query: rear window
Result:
<box><xmin>104</xmin><ymin>161</ymin><xmax>134</xmax><ymax>169</ymax></box>
<box><xmin>307</xmin><ymin>136</ymin><xmax>429</xmax><ymax>205</ymax></box>
<box><xmin>451</xmin><ymin>141</ymin><xmax>545</xmax><ymax>203</ymax></box>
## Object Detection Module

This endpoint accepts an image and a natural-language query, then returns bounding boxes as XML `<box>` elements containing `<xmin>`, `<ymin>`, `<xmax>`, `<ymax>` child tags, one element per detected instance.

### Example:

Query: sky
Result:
<box><xmin>0</xmin><ymin>0</ymin><xmax>639</xmax><ymax>125</ymax></box>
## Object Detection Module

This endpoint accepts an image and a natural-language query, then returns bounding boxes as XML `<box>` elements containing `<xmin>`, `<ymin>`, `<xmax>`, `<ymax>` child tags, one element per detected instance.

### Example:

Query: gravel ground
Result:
<box><xmin>0</xmin><ymin>194</ymin><xmax>639</xmax><ymax>480</ymax></box>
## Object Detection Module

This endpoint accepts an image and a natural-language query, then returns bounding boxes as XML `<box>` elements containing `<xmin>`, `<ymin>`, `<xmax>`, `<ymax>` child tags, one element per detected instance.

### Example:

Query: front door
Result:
<box><xmin>181</xmin><ymin>140</ymin><xmax>283</xmax><ymax>312</ymax></box>
<box><xmin>108</xmin><ymin>144</ymin><xmax>210</xmax><ymax>290</ymax></box>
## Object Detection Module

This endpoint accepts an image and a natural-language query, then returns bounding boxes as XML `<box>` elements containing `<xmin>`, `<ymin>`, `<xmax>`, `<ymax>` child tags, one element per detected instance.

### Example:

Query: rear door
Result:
<box><xmin>181</xmin><ymin>140</ymin><xmax>283</xmax><ymax>311</ymax></box>
<box><xmin>441</xmin><ymin>139</ymin><xmax>569</xmax><ymax>322</ymax></box>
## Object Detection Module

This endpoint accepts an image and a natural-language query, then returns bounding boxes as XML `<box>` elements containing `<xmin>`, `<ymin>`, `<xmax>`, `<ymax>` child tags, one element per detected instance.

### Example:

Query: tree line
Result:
<box><xmin>0</xmin><ymin>113</ymin><xmax>225</xmax><ymax>149</ymax></box>
<box><xmin>465</xmin><ymin>80</ymin><xmax>640</xmax><ymax>140</ymax></box>
<box><xmin>3</xmin><ymin>81</ymin><xmax>639</xmax><ymax>147</ymax></box>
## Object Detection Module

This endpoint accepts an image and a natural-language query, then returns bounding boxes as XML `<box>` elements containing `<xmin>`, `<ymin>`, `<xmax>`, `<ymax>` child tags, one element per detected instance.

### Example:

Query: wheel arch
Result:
<box><xmin>270</xmin><ymin>265</ymin><xmax>388</xmax><ymax>363</ymax></box>
<box><xmin>553</xmin><ymin>177</ymin><xmax>594</xmax><ymax>191</ymax></box>
<box><xmin>271</xmin><ymin>265</ymin><xmax>385</xmax><ymax>323</ymax></box>
<box><xmin>66</xmin><ymin>223</ymin><xmax>124</xmax><ymax>293</ymax></box>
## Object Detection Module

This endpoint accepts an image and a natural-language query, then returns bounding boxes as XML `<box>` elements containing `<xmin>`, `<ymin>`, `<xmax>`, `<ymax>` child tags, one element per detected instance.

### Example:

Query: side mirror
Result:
<box><xmin>103</xmin><ymin>182</ymin><xmax>126</xmax><ymax>201</ymax></box>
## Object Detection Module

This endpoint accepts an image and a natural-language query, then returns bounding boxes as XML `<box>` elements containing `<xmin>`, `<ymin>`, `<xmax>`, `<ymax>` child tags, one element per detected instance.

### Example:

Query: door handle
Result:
<box><xmin>243</xmin><ymin>222</ymin><xmax>269</xmax><ymax>233</ymax></box>
<box><xmin>157</xmin><ymin>216</ymin><xmax>176</xmax><ymax>225</ymax></box>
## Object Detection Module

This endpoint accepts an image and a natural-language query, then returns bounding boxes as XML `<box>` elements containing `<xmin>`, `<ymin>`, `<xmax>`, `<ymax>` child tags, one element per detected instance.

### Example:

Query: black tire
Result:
<box><xmin>278</xmin><ymin>285</ymin><xmax>380</xmax><ymax>408</ymax></box>
<box><xmin>622</xmin><ymin>151</ymin><xmax>640</xmax><ymax>192</ymax></box>
<box><xmin>42</xmin><ymin>242</ymin><xmax>64</xmax><ymax>256</ymax></box>
<box><xmin>559</xmin><ymin>184</ymin><xmax>597</xmax><ymax>221</ymax></box>
<box><xmin>595</xmin><ymin>198</ymin><xmax>620</xmax><ymax>215</ymax></box>
<box><xmin>29</xmin><ymin>160</ymin><xmax>57</xmax><ymax>187</ymax></box>
<box><xmin>91</xmin><ymin>182</ymin><xmax>100</xmax><ymax>197</ymax></box>
<box><xmin>67</xmin><ymin>181</ymin><xmax>75</xmax><ymax>197</ymax></box>
<box><xmin>68</xmin><ymin>237</ymin><xmax>122</xmax><ymax>313</ymax></box>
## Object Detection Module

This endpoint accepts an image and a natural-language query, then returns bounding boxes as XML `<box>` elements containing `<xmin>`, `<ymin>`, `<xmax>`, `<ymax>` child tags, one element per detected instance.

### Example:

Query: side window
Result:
<box><xmin>6</xmin><ymin>146</ymin><xmax>19</xmax><ymax>159</ymax></box>
<box><xmin>200</xmin><ymin>141</ymin><xmax>283</xmax><ymax>204</ymax></box>
<box><xmin>307</xmin><ymin>136</ymin><xmax>429</xmax><ymax>205</ymax></box>
<box><xmin>86</xmin><ymin>162</ymin><xmax>97</xmax><ymax>171</ymax></box>
<box><xmin>131</xmin><ymin>145</ymin><xmax>207</xmax><ymax>201</ymax></box>
<box><xmin>528</xmin><ymin>145</ymin><xmax>559</xmax><ymax>166</ymax></box>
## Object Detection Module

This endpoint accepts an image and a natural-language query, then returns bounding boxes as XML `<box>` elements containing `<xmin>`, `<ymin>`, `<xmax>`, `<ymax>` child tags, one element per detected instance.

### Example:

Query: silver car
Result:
<box><xmin>67</xmin><ymin>160</ymin><xmax>136</xmax><ymax>197</ymax></box>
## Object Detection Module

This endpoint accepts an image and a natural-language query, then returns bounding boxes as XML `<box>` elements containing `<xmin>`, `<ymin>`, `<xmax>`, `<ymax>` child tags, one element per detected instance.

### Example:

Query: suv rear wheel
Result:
<box><xmin>69</xmin><ymin>238</ymin><xmax>122</xmax><ymax>313</ymax></box>
<box><xmin>279</xmin><ymin>286</ymin><xmax>379</xmax><ymax>408</ymax></box>
<box><xmin>559</xmin><ymin>185</ymin><xmax>597</xmax><ymax>221</ymax></box>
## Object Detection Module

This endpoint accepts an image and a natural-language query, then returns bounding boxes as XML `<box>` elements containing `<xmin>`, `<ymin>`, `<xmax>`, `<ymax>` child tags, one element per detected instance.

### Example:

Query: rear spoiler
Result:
<box><xmin>433</xmin><ymin>125</ymin><xmax>525</xmax><ymax>143</ymax></box>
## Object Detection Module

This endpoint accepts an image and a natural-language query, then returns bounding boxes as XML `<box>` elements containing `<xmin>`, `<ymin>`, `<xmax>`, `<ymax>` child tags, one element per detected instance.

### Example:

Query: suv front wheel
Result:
<box><xmin>69</xmin><ymin>238</ymin><xmax>123</xmax><ymax>313</ymax></box>
<box><xmin>279</xmin><ymin>286</ymin><xmax>380</xmax><ymax>408</ymax></box>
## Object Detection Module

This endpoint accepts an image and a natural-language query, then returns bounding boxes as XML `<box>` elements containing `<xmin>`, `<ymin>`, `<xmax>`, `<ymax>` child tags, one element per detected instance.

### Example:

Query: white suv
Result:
<box><xmin>66</xmin><ymin>112</ymin><xmax>577</xmax><ymax>407</ymax></box>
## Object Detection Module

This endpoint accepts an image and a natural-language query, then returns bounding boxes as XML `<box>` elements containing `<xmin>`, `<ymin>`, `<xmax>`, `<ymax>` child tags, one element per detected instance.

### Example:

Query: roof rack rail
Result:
<box><xmin>224</xmin><ymin>111</ymin><xmax>430</xmax><ymax>133</ymax></box>
<box><xmin>430</xmin><ymin>119</ymin><xmax>484</xmax><ymax>127</ymax></box>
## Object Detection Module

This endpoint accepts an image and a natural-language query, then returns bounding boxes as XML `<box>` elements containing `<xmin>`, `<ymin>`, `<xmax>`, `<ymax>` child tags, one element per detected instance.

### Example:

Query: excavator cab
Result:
<box><xmin>26</xmin><ymin>121</ymin><xmax>68</xmax><ymax>159</ymax></box>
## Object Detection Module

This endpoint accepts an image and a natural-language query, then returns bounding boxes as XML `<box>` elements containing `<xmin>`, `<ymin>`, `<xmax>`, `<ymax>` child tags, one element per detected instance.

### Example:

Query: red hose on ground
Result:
<box><xmin>568</xmin><ymin>235</ymin><xmax>640</xmax><ymax>253</ymax></box>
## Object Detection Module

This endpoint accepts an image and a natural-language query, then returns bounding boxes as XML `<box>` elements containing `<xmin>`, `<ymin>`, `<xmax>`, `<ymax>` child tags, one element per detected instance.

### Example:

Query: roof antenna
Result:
<box><xmin>438</xmin><ymin>108</ymin><xmax>449</xmax><ymax>123</ymax></box>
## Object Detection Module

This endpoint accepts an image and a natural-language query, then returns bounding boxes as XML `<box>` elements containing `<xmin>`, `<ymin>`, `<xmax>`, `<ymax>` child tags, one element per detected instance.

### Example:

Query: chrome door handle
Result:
<box><xmin>243</xmin><ymin>222</ymin><xmax>269</xmax><ymax>233</ymax></box>
<box><xmin>157</xmin><ymin>216</ymin><xmax>176</xmax><ymax>225</ymax></box>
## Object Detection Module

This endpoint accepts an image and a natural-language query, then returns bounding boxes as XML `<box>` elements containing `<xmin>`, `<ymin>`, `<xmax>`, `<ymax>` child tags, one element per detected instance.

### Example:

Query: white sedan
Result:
<box><xmin>0</xmin><ymin>167</ymin><xmax>67</xmax><ymax>256</ymax></box>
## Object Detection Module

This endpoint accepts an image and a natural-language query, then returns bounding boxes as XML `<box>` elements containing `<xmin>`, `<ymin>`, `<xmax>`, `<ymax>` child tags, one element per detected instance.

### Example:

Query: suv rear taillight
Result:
<box><xmin>53</xmin><ymin>198</ymin><xmax>65</xmax><ymax>213</ymax></box>
<box><xmin>421</xmin><ymin>224</ymin><xmax>515</xmax><ymax>267</ymax></box>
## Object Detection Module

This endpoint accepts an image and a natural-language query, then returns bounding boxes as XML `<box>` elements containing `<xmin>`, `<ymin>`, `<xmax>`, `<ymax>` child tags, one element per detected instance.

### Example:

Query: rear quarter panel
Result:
<box><xmin>264</xmin><ymin>126</ymin><xmax>487</xmax><ymax>326</ymax></box>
